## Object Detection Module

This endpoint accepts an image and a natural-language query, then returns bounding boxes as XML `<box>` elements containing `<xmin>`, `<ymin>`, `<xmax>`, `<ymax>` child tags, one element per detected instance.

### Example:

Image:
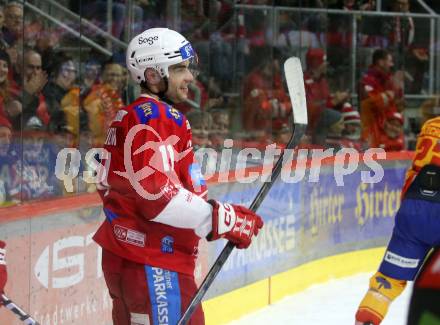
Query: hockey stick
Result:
<box><xmin>178</xmin><ymin>57</ymin><xmax>308</xmax><ymax>325</ymax></box>
<box><xmin>1</xmin><ymin>293</ymin><xmax>40</xmax><ymax>325</ymax></box>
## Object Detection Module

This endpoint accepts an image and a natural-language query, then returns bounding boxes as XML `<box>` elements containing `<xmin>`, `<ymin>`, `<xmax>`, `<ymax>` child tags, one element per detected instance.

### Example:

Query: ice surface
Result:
<box><xmin>228</xmin><ymin>272</ymin><xmax>412</xmax><ymax>325</ymax></box>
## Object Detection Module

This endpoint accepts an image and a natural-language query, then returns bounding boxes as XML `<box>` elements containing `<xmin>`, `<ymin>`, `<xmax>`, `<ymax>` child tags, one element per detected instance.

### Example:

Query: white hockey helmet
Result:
<box><xmin>126</xmin><ymin>27</ymin><xmax>197</xmax><ymax>84</ymax></box>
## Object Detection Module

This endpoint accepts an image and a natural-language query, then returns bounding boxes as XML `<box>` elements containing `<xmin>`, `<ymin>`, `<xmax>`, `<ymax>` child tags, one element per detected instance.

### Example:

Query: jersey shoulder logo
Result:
<box><xmin>165</xmin><ymin>105</ymin><xmax>183</xmax><ymax>127</ymax></box>
<box><xmin>113</xmin><ymin>110</ymin><xmax>128</xmax><ymax>123</ymax></box>
<box><xmin>134</xmin><ymin>100</ymin><xmax>160</xmax><ymax>125</ymax></box>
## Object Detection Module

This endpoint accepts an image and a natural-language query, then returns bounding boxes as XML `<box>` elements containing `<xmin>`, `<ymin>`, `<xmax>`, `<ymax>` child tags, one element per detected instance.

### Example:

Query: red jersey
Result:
<box><xmin>303</xmin><ymin>72</ymin><xmax>333</xmax><ymax>132</ymax></box>
<box><xmin>242</xmin><ymin>70</ymin><xmax>291</xmax><ymax>133</ymax></box>
<box><xmin>93</xmin><ymin>95</ymin><xmax>210</xmax><ymax>276</ymax></box>
<box><xmin>401</xmin><ymin>116</ymin><xmax>440</xmax><ymax>196</ymax></box>
<box><xmin>359</xmin><ymin>66</ymin><xmax>402</xmax><ymax>141</ymax></box>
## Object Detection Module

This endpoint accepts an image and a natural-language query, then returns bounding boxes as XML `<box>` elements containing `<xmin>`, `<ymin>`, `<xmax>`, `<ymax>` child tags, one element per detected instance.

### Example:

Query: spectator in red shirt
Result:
<box><xmin>359</xmin><ymin>49</ymin><xmax>403</xmax><ymax>145</ymax></box>
<box><xmin>242</xmin><ymin>49</ymin><xmax>291</xmax><ymax>140</ymax></box>
<box><xmin>304</xmin><ymin>48</ymin><xmax>350</xmax><ymax>139</ymax></box>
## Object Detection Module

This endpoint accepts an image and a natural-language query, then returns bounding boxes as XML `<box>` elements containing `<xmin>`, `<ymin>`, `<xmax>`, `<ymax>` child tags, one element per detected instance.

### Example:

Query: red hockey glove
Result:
<box><xmin>0</xmin><ymin>240</ymin><xmax>6</xmax><ymax>294</ymax></box>
<box><xmin>208</xmin><ymin>200</ymin><xmax>264</xmax><ymax>249</ymax></box>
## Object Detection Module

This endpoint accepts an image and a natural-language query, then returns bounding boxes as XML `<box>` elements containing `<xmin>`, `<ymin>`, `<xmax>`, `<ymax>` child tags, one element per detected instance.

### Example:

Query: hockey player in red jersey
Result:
<box><xmin>355</xmin><ymin>116</ymin><xmax>440</xmax><ymax>325</ymax></box>
<box><xmin>93</xmin><ymin>28</ymin><xmax>263</xmax><ymax>325</ymax></box>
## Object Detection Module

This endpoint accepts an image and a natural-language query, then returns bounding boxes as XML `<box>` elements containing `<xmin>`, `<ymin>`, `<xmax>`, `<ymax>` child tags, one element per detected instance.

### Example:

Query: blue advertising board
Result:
<box><xmin>204</xmin><ymin>160</ymin><xmax>410</xmax><ymax>298</ymax></box>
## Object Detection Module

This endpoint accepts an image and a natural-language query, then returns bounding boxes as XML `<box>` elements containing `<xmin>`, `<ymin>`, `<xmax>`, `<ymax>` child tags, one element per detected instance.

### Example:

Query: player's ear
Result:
<box><xmin>144</xmin><ymin>68</ymin><xmax>162</xmax><ymax>85</ymax></box>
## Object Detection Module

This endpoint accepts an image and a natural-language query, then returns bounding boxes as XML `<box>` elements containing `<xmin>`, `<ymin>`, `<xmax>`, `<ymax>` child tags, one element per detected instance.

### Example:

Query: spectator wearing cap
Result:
<box><xmin>369</xmin><ymin>111</ymin><xmax>404</xmax><ymax>151</ymax></box>
<box><xmin>359</xmin><ymin>49</ymin><xmax>403</xmax><ymax>147</ymax></box>
<box><xmin>0</xmin><ymin>115</ymin><xmax>17</xmax><ymax>206</ymax></box>
<box><xmin>304</xmin><ymin>48</ymin><xmax>350</xmax><ymax>140</ymax></box>
<box><xmin>341</xmin><ymin>103</ymin><xmax>364</xmax><ymax>150</ymax></box>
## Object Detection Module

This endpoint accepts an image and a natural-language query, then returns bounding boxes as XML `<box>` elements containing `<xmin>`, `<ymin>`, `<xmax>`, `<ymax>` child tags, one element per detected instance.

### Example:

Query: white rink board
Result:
<box><xmin>228</xmin><ymin>273</ymin><xmax>412</xmax><ymax>325</ymax></box>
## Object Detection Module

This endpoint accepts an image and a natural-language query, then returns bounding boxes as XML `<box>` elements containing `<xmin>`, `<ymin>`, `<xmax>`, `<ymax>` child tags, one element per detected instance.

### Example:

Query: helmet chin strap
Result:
<box><xmin>142</xmin><ymin>76</ymin><xmax>175</xmax><ymax>105</ymax></box>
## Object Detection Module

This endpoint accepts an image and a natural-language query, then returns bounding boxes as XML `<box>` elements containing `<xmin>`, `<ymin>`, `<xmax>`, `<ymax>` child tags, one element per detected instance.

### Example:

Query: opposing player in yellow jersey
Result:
<box><xmin>355</xmin><ymin>116</ymin><xmax>440</xmax><ymax>325</ymax></box>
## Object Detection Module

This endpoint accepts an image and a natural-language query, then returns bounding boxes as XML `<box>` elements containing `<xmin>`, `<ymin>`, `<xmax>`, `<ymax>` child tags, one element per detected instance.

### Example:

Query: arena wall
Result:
<box><xmin>0</xmin><ymin>152</ymin><xmax>413</xmax><ymax>324</ymax></box>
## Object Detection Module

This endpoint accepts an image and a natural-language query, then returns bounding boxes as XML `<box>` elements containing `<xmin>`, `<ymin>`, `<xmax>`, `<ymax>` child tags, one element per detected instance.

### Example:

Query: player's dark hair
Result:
<box><xmin>372</xmin><ymin>49</ymin><xmax>390</xmax><ymax>65</ymax></box>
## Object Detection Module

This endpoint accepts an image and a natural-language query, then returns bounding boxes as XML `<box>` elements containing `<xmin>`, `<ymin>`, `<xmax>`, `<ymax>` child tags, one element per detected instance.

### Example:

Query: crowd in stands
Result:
<box><xmin>0</xmin><ymin>0</ymin><xmax>436</xmax><ymax>207</ymax></box>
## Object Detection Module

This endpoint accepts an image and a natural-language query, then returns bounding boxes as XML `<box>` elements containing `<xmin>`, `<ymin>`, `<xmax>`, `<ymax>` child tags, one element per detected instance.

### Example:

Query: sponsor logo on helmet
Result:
<box><xmin>138</xmin><ymin>35</ymin><xmax>159</xmax><ymax>45</ymax></box>
<box><xmin>180</xmin><ymin>43</ymin><xmax>194</xmax><ymax>60</ymax></box>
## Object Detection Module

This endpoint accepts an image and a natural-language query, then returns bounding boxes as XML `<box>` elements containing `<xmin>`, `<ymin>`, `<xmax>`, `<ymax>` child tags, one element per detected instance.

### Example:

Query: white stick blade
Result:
<box><xmin>284</xmin><ymin>57</ymin><xmax>308</xmax><ymax>125</ymax></box>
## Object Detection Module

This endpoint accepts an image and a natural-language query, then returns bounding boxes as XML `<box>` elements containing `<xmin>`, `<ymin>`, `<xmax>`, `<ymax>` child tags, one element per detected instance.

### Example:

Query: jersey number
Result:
<box><xmin>159</xmin><ymin>145</ymin><xmax>175</xmax><ymax>172</ymax></box>
<box><xmin>413</xmin><ymin>137</ymin><xmax>440</xmax><ymax>169</ymax></box>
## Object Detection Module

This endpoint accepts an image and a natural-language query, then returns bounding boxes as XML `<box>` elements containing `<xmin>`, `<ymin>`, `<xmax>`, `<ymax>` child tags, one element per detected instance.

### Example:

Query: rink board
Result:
<box><xmin>0</xmin><ymin>152</ymin><xmax>412</xmax><ymax>324</ymax></box>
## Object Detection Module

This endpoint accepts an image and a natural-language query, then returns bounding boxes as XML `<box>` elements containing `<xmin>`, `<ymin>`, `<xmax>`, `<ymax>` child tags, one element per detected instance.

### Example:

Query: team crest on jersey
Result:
<box><xmin>161</xmin><ymin>236</ymin><xmax>174</xmax><ymax>254</ymax></box>
<box><xmin>135</xmin><ymin>101</ymin><xmax>159</xmax><ymax>124</ymax></box>
<box><xmin>114</xmin><ymin>224</ymin><xmax>146</xmax><ymax>247</ymax></box>
<box><xmin>165</xmin><ymin>105</ymin><xmax>183</xmax><ymax>127</ymax></box>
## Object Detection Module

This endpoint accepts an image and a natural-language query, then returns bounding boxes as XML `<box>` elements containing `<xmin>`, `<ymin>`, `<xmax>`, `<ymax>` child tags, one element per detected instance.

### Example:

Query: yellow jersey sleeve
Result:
<box><xmin>402</xmin><ymin>116</ymin><xmax>440</xmax><ymax>195</ymax></box>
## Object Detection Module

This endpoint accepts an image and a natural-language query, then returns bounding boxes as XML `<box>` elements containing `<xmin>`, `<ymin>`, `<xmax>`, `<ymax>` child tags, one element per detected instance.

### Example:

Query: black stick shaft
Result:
<box><xmin>178</xmin><ymin>124</ymin><xmax>307</xmax><ymax>325</ymax></box>
<box><xmin>1</xmin><ymin>294</ymin><xmax>40</xmax><ymax>325</ymax></box>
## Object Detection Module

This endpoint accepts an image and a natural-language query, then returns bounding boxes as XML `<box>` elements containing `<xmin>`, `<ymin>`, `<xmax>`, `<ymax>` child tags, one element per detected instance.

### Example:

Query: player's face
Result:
<box><xmin>166</xmin><ymin>60</ymin><xmax>194</xmax><ymax>103</ymax></box>
<box><xmin>0</xmin><ymin>126</ymin><xmax>11</xmax><ymax>155</ymax></box>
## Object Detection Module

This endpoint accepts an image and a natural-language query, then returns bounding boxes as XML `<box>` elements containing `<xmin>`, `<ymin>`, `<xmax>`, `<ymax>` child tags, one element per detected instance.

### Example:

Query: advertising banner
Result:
<box><xmin>0</xmin><ymin>157</ymin><xmax>411</xmax><ymax>324</ymax></box>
